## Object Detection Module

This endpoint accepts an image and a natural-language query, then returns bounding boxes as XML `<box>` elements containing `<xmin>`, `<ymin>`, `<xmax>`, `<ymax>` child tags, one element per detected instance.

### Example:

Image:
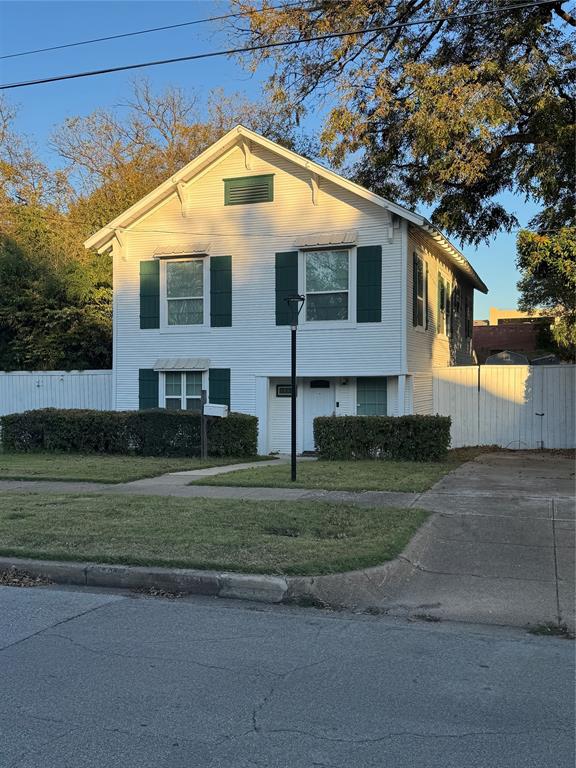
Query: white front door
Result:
<box><xmin>303</xmin><ymin>379</ymin><xmax>335</xmax><ymax>452</ymax></box>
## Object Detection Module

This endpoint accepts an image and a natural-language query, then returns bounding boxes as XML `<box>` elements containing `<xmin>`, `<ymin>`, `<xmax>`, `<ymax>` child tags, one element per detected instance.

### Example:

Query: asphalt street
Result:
<box><xmin>1</xmin><ymin>584</ymin><xmax>574</xmax><ymax>767</ymax></box>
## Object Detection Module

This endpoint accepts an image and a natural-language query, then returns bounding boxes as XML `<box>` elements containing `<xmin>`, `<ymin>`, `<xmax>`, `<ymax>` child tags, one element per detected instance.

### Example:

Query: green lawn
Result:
<box><xmin>0</xmin><ymin>452</ymin><xmax>270</xmax><ymax>484</ymax></box>
<box><xmin>0</xmin><ymin>493</ymin><xmax>428</xmax><ymax>576</ymax></box>
<box><xmin>189</xmin><ymin>449</ymin><xmax>483</xmax><ymax>493</ymax></box>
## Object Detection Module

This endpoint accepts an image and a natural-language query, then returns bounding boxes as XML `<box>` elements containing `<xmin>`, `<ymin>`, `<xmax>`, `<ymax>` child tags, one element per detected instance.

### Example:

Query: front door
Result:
<box><xmin>303</xmin><ymin>379</ymin><xmax>335</xmax><ymax>452</ymax></box>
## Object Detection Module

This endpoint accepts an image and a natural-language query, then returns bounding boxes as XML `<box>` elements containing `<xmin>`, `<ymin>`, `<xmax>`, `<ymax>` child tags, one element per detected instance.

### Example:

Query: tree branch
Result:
<box><xmin>553</xmin><ymin>2</ymin><xmax>576</xmax><ymax>26</ymax></box>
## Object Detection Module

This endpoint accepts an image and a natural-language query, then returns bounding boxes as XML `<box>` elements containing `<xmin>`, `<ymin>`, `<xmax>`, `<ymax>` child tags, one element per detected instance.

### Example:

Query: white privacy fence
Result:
<box><xmin>0</xmin><ymin>370</ymin><xmax>113</xmax><ymax>416</ymax></box>
<box><xmin>433</xmin><ymin>365</ymin><xmax>576</xmax><ymax>449</ymax></box>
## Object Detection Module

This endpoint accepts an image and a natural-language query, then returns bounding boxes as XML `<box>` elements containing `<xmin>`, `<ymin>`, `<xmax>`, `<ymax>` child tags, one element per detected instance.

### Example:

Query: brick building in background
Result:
<box><xmin>473</xmin><ymin>307</ymin><xmax>556</xmax><ymax>364</ymax></box>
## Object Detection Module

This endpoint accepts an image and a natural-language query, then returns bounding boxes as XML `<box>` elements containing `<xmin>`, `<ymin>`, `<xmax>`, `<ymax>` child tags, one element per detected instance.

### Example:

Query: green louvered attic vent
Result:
<box><xmin>224</xmin><ymin>175</ymin><xmax>274</xmax><ymax>205</ymax></box>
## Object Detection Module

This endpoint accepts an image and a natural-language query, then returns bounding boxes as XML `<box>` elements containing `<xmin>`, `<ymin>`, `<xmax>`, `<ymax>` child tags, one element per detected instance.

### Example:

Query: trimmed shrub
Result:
<box><xmin>314</xmin><ymin>415</ymin><xmax>451</xmax><ymax>461</ymax></box>
<box><xmin>0</xmin><ymin>408</ymin><xmax>258</xmax><ymax>458</ymax></box>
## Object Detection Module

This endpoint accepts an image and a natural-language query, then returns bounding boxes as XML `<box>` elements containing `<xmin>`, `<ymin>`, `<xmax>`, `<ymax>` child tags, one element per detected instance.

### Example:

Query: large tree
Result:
<box><xmin>230</xmin><ymin>0</ymin><xmax>575</xmax><ymax>243</ymax></box>
<box><xmin>516</xmin><ymin>228</ymin><xmax>576</xmax><ymax>359</ymax></box>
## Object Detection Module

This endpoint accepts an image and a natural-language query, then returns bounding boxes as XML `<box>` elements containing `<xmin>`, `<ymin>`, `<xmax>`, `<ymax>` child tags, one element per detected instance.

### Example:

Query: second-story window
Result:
<box><xmin>166</xmin><ymin>259</ymin><xmax>204</xmax><ymax>325</ymax></box>
<box><xmin>305</xmin><ymin>249</ymin><xmax>349</xmax><ymax>321</ymax></box>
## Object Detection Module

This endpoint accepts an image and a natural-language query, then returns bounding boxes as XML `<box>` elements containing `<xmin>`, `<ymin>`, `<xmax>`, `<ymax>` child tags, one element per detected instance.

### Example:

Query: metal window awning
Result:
<box><xmin>294</xmin><ymin>230</ymin><xmax>358</xmax><ymax>249</ymax></box>
<box><xmin>153</xmin><ymin>245</ymin><xmax>211</xmax><ymax>259</ymax></box>
<box><xmin>154</xmin><ymin>358</ymin><xmax>210</xmax><ymax>371</ymax></box>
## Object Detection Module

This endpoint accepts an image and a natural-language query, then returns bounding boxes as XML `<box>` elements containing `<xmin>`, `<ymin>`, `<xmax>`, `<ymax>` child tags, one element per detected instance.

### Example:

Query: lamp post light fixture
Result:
<box><xmin>285</xmin><ymin>294</ymin><xmax>305</xmax><ymax>481</ymax></box>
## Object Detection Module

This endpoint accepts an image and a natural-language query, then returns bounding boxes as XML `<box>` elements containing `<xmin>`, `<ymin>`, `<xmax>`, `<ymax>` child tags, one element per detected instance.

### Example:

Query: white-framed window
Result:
<box><xmin>304</xmin><ymin>249</ymin><xmax>350</xmax><ymax>322</ymax></box>
<box><xmin>164</xmin><ymin>371</ymin><xmax>202</xmax><ymax>411</ymax></box>
<box><xmin>165</xmin><ymin>258</ymin><xmax>205</xmax><ymax>326</ymax></box>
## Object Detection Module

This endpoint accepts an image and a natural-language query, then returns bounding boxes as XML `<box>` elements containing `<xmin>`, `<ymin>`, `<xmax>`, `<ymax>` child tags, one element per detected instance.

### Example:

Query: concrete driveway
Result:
<box><xmin>297</xmin><ymin>452</ymin><xmax>575</xmax><ymax>631</ymax></box>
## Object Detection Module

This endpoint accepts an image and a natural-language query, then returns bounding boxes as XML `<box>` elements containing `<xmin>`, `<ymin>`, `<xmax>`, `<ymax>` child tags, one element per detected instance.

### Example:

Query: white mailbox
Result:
<box><xmin>203</xmin><ymin>403</ymin><xmax>229</xmax><ymax>418</ymax></box>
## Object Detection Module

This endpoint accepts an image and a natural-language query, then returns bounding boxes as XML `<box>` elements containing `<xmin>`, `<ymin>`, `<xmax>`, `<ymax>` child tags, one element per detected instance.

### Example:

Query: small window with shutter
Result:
<box><xmin>224</xmin><ymin>175</ymin><xmax>274</xmax><ymax>205</ymax></box>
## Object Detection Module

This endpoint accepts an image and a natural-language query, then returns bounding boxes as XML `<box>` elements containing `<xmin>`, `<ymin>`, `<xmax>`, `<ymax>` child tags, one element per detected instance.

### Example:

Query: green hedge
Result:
<box><xmin>314</xmin><ymin>415</ymin><xmax>451</xmax><ymax>461</ymax></box>
<box><xmin>0</xmin><ymin>408</ymin><xmax>258</xmax><ymax>458</ymax></box>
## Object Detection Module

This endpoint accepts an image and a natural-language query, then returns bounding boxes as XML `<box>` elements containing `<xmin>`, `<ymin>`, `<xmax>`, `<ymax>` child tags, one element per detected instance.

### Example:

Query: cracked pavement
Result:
<box><xmin>1</xmin><ymin>585</ymin><xmax>574</xmax><ymax>767</ymax></box>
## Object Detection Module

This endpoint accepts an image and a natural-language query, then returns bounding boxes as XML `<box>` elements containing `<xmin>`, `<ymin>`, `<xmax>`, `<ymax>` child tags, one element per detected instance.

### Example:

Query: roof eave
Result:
<box><xmin>418</xmin><ymin>221</ymin><xmax>488</xmax><ymax>294</ymax></box>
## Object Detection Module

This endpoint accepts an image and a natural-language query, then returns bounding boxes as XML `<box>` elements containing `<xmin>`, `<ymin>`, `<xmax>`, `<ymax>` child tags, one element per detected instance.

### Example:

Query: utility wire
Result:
<box><xmin>98</xmin><ymin>223</ymin><xmax>565</xmax><ymax>238</ymax></box>
<box><xmin>0</xmin><ymin>0</ymin><xmax>335</xmax><ymax>60</ymax></box>
<box><xmin>0</xmin><ymin>0</ymin><xmax>559</xmax><ymax>90</ymax></box>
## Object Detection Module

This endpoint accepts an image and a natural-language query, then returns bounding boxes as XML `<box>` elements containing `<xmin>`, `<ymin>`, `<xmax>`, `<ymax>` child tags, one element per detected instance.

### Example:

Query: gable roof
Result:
<box><xmin>84</xmin><ymin>124</ymin><xmax>487</xmax><ymax>293</ymax></box>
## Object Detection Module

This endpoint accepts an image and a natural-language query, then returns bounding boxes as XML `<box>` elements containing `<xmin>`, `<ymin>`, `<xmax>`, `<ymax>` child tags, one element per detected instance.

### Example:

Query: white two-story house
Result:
<box><xmin>85</xmin><ymin>126</ymin><xmax>488</xmax><ymax>454</ymax></box>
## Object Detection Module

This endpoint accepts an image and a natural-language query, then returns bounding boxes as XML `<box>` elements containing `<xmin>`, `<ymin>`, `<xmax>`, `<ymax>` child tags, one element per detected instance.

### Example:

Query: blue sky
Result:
<box><xmin>0</xmin><ymin>0</ymin><xmax>536</xmax><ymax>318</ymax></box>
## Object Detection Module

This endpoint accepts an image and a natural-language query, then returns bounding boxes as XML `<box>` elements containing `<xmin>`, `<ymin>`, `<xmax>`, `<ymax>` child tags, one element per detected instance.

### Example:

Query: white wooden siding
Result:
<box><xmin>433</xmin><ymin>365</ymin><xmax>576</xmax><ymax>448</ymax></box>
<box><xmin>114</xmin><ymin>143</ymin><xmax>405</xmax><ymax>415</ymax></box>
<box><xmin>406</xmin><ymin>228</ymin><xmax>475</xmax><ymax>373</ymax></box>
<box><xmin>0</xmin><ymin>371</ymin><xmax>112</xmax><ymax>416</ymax></box>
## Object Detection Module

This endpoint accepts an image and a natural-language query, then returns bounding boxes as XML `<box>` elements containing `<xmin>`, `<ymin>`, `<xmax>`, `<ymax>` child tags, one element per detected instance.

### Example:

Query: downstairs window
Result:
<box><xmin>164</xmin><ymin>371</ymin><xmax>202</xmax><ymax>411</ymax></box>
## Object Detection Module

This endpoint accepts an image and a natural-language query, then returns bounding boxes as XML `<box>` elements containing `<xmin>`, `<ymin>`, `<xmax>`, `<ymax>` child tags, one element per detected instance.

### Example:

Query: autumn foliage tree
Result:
<box><xmin>230</xmin><ymin>0</ymin><xmax>575</xmax><ymax>243</ymax></box>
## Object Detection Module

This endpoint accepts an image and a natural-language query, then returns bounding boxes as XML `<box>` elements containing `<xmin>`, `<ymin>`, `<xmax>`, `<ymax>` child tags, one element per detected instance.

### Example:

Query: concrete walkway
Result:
<box><xmin>0</xmin><ymin>457</ymin><xmax>419</xmax><ymax>507</ymax></box>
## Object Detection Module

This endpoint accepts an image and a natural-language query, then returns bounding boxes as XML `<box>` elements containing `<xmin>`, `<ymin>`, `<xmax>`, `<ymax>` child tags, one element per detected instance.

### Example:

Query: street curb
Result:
<box><xmin>0</xmin><ymin>518</ymin><xmax>436</xmax><ymax>608</ymax></box>
<box><xmin>0</xmin><ymin>557</ymin><xmax>288</xmax><ymax>604</ymax></box>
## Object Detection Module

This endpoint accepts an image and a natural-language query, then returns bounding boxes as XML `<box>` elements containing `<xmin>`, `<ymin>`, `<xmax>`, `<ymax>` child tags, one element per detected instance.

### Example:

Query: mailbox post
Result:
<box><xmin>200</xmin><ymin>396</ymin><xmax>229</xmax><ymax>458</ymax></box>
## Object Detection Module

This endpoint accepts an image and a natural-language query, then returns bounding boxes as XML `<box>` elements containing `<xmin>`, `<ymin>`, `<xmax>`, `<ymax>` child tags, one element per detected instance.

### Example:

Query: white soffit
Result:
<box><xmin>294</xmin><ymin>230</ymin><xmax>358</xmax><ymax>248</ymax></box>
<box><xmin>154</xmin><ymin>358</ymin><xmax>210</xmax><ymax>371</ymax></box>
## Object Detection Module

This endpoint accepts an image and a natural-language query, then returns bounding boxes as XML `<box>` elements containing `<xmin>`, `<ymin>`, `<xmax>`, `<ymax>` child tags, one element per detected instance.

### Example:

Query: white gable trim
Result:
<box><xmin>84</xmin><ymin>125</ymin><xmax>421</xmax><ymax>252</ymax></box>
<box><xmin>84</xmin><ymin>124</ymin><xmax>487</xmax><ymax>292</ymax></box>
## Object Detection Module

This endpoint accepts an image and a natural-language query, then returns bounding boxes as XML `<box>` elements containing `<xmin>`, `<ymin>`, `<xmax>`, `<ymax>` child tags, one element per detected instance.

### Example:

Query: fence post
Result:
<box><xmin>477</xmin><ymin>365</ymin><xmax>481</xmax><ymax>446</ymax></box>
<box><xmin>200</xmin><ymin>389</ymin><xmax>208</xmax><ymax>459</ymax></box>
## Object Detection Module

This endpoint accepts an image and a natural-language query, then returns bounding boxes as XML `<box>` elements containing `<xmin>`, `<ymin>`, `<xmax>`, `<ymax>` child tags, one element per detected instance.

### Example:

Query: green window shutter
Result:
<box><xmin>210</xmin><ymin>255</ymin><xmax>232</xmax><ymax>327</ymax></box>
<box><xmin>138</xmin><ymin>369</ymin><xmax>159</xmax><ymax>410</ymax></box>
<box><xmin>140</xmin><ymin>260</ymin><xmax>160</xmax><ymax>329</ymax></box>
<box><xmin>356</xmin><ymin>245</ymin><xmax>382</xmax><ymax>323</ymax></box>
<box><xmin>412</xmin><ymin>252</ymin><xmax>418</xmax><ymax>327</ymax></box>
<box><xmin>209</xmin><ymin>368</ymin><xmax>231</xmax><ymax>408</ymax></box>
<box><xmin>224</xmin><ymin>175</ymin><xmax>274</xmax><ymax>205</ymax></box>
<box><xmin>275</xmin><ymin>251</ymin><xmax>298</xmax><ymax>325</ymax></box>
<box><xmin>437</xmin><ymin>274</ymin><xmax>444</xmax><ymax>333</ymax></box>
<box><xmin>425</xmin><ymin>262</ymin><xmax>429</xmax><ymax>330</ymax></box>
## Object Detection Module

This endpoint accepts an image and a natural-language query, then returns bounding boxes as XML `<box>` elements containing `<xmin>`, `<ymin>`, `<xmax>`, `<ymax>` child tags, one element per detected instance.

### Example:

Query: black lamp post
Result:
<box><xmin>285</xmin><ymin>294</ymin><xmax>305</xmax><ymax>481</ymax></box>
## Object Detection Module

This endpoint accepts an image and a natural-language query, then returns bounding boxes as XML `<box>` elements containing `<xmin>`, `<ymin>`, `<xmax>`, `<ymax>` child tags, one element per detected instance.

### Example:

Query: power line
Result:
<box><xmin>0</xmin><ymin>0</ymin><xmax>327</xmax><ymax>61</ymax></box>
<box><xmin>0</xmin><ymin>0</ymin><xmax>559</xmax><ymax>91</ymax></box>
